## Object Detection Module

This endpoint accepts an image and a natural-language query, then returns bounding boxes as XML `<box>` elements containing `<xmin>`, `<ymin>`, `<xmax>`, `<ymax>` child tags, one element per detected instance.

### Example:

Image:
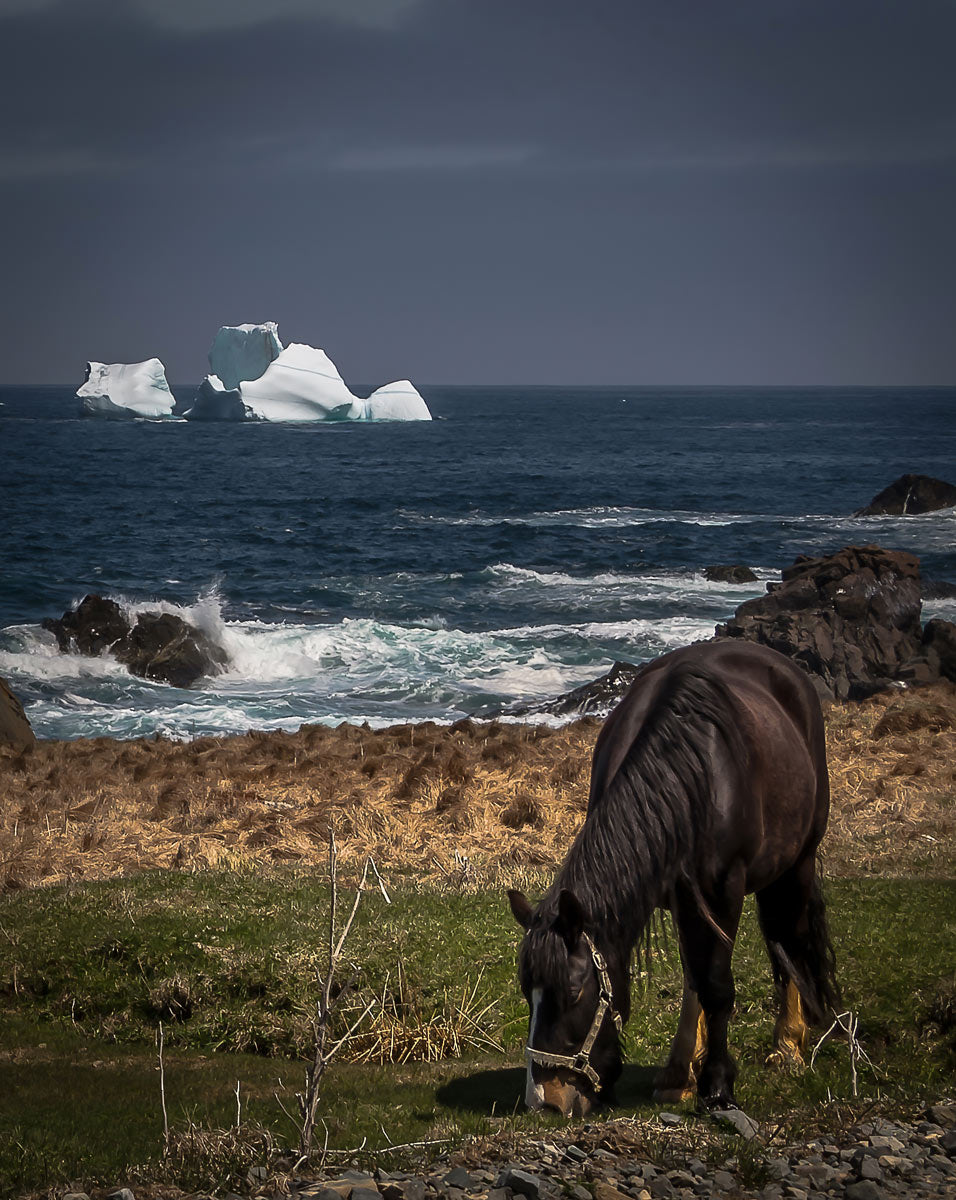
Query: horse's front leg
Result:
<box><xmin>653</xmin><ymin>974</ymin><xmax>707</xmax><ymax>1103</ymax></box>
<box><xmin>674</xmin><ymin>871</ymin><xmax>745</xmax><ymax>1110</ymax></box>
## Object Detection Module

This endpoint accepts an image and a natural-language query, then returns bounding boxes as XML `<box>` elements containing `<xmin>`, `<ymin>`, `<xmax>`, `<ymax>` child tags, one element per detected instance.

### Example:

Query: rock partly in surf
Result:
<box><xmin>43</xmin><ymin>594</ymin><xmax>130</xmax><ymax>655</ymax></box>
<box><xmin>0</xmin><ymin>675</ymin><xmax>35</xmax><ymax>751</ymax></box>
<box><xmin>703</xmin><ymin>564</ymin><xmax>758</xmax><ymax>583</ymax></box>
<box><xmin>854</xmin><ymin>473</ymin><xmax>956</xmax><ymax>516</ymax></box>
<box><xmin>42</xmin><ymin>595</ymin><xmax>228</xmax><ymax>689</ymax></box>
<box><xmin>716</xmin><ymin>544</ymin><xmax>933</xmax><ymax>699</ymax></box>
<box><xmin>112</xmin><ymin>612</ymin><xmax>228</xmax><ymax>689</ymax></box>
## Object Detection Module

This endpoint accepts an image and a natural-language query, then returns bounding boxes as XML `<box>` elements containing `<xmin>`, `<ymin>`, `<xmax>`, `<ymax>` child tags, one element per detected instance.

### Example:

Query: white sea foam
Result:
<box><xmin>402</xmin><ymin>504</ymin><xmax>956</xmax><ymax>549</ymax></box>
<box><xmin>8</xmin><ymin>529</ymin><xmax>949</xmax><ymax>740</ymax></box>
<box><xmin>483</xmin><ymin>562</ymin><xmax>772</xmax><ymax>598</ymax></box>
<box><xmin>1</xmin><ymin>579</ymin><xmax>728</xmax><ymax>738</ymax></box>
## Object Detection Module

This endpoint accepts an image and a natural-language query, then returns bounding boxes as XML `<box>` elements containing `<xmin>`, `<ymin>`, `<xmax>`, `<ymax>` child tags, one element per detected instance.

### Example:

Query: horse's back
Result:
<box><xmin>591</xmin><ymin>641</ymin><xmax>829</xmax><ymax>890</ymax></box>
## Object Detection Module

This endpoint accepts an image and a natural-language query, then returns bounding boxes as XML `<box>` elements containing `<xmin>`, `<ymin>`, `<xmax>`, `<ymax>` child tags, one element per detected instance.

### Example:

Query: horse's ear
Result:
<box><xmin>508</xmin><ymin>889</ymin><xmax>534</xmax><ymax>929</ymax></box>
<box><xmin>555</xmin><ymin>888</ymin><xmax>587</xmax><ymax>948</ymax></box>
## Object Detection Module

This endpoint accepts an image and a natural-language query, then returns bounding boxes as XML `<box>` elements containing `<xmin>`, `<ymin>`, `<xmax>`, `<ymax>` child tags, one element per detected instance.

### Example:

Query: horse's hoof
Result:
<box><xmin>653</xmin><ymin>1086</ymin><xmax>696</xmax><ymax>1104</ymax></box>
<box><xmin>697</xmin><ymin>1093</ymin><xmax>737</xmax><ymax>1113</ymax></box>
<box><xmin>765</xmin><ymin>1047</ymin><xmax>806</xmax><ymax>1073</ymax></box>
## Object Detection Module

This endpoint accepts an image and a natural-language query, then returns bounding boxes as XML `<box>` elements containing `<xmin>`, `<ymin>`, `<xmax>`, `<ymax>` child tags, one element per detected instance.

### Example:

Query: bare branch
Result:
<box><xmin>334</xmin><ymin>858</ymin><xmax>371</xmax><ymax>961</ymax></box>
<box><xmin>291</xmin><ymin>824</ymin><xmax>390</xmax><ymax>1163</ymax></box>
<box><xmin>368</xmin><ymin>856</ymin><xmax>391</xmax><ymax>903</ymax></box>
<box><xmin>156</xmin><ymin>1022</ymin><xmax>169</xmax><ymax>1152</ymax></box>
<box><xmin>809</xmin><ymin>1009</ymin><xmax>877</xmax><ymax>1098</ymax></box>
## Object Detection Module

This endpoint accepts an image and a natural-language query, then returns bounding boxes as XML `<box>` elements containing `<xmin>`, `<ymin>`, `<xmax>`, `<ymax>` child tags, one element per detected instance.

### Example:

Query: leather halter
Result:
<box><xmin>524</xmin><ymin>932</ymin><xmax>624</xmax><ymax>1094</ymax></box>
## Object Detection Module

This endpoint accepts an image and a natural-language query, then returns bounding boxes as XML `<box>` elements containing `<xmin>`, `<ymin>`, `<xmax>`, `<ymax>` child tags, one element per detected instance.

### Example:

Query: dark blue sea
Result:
<box><xmin>2</xmin><ymin>385</ymin><xmax>954</xmax><ymax>739</ymax></box>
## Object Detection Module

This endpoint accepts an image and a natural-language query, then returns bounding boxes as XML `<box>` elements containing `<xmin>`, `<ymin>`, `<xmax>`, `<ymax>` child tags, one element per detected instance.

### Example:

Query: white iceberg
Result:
<box><xmin>208</xmin><ymin>321</ymin><xmax>282</xmax><ymax>390</ymax></box>
<box><xmin>77</xmin><ymin>359</ymin><xmax>177</xmax><ymax>419</ymax></box>
<box><xmin>240</xmin><ymin>343</ymin><xmax>365</xmax><ymax>421</ymax></box>
<box><xmin>184</xmin><ymin>323</ymin><xmax>432</xmax><ymax>423</ymax></box>
<box><xmin>182</xmin><ymin>374</ymin><xmax>249</xmax><ymax>421</ymax></box>
<box><xmin>361</xmin><ymin>379</ymin><xmax>432</xmax><ymax>421</ymax></box>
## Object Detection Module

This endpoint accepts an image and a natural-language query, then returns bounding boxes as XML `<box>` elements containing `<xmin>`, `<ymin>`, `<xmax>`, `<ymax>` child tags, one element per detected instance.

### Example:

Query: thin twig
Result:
<box><xmin>157</xmin><ymin>1021</ymin><xmax>169</xmax><ymax>1151</ymax></box>
<box><xmin>321</xmin><ymin>1136</ymin><xmax>449</xmax><ymax>1157</ymax></box>
<box><xmin>367</xmin><ymin>856</ymin><xmax>391</xmax><ymax>903</ymax></box>
<box><xmin>809</xmin><ymin>1010</ymin><xmax>876</xmax><ymax>1098</ymax></box>
<box><xmin>334</xmin><ymin>858</ymin><xmax>371</xmax><ymax>960</ymax></box>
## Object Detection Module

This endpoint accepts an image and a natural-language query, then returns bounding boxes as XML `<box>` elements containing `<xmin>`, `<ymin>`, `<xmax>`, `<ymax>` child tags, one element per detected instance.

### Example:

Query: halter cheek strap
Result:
<box><xmin>525</xmin><ymin>932</ymin><xmax>624</xmax><ymax>1094</ymax></box>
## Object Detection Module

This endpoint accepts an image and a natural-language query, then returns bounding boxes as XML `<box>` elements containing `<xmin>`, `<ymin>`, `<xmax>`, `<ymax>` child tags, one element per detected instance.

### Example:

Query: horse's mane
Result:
<box><xmin>524</xmin><ymin>663</ymin><xmax>750</xmax><ymax>1000</ymax></box>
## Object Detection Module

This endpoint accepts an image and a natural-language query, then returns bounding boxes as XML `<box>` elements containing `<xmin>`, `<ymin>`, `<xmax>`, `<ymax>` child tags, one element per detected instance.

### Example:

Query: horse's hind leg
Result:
<box><xmin>672</xmin><ymin>870</ymin><xmax>745</xmax><ymax>1110</ymax></box>
<box><xmin>757</xmin><ymin>854</ymin><xmax>838</xmax><ymax>1070</ymax></box>
<box><xmin>653</xmin><ymin>975</ymin><xmax>707</xmax><ymax>1103</ymax></box>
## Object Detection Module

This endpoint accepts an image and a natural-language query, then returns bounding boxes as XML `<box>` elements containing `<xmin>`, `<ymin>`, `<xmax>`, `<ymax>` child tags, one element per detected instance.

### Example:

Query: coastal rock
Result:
<box><xmin>923</xmin><ymin>578</ymin><xmax>956</xmax><ymax>599</ymax></box>
<box><xmin>503</xmin><ymin>660</ymin><xmax>642</xmax><ymax>719</ymax></box>
<box><xmin>112</xmin><ymin>612</ymin><xmax>229</xmax><ymax>688</ymax></box>
<box><xmin>922</xmin><ymin>619</ymin><xmax>956</xmax><ymax>682</ymax></box>
<box><xmin>703</xmin><ymin>564</ymin><xmax>758</xmax><ymax>583</ymax></box>
<box><xmin>715</xmin><ymin>545</ymin><xmax>927</xmax><ymax>700</ymax></box>
<box><xmin>0</xmin><ymin>675</ymin><xmax>35</xmax><ymax>750</ymax></box>
<box><xmin>854</xmin><ymin>473</ymin><xmax>956</xmax><ymax>516</ymax></box>
<box><xmin>42</xmin><ymin>595</ymin><xmax>228</xmax><ymax>688</ymax></box>
<box><xmin>42</xmin><ymin>594</ymin><xmax>131</xmax><ymax>655</ymax></box>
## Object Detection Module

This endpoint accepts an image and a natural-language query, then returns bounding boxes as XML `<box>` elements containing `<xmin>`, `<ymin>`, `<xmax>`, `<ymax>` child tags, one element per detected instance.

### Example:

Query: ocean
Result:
<box><xmin>1</xmin><ymin>384</ymin><xmax>954</xmax><ymax>740</ymax></box>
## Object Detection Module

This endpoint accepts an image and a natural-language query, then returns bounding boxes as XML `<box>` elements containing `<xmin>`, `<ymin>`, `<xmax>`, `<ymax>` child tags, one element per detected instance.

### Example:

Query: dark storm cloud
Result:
<box><xmin>1</xmin><ymin>0</ymin><xmax>955</xmax><ymax>383</ymax></box>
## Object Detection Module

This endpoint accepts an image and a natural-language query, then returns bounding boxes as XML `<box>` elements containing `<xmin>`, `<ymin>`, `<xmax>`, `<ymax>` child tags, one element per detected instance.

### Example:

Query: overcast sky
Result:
<box><xmin>2</xmin><ymin>0</ymin><xmax>955</xmax><ymax>385</ymax></box>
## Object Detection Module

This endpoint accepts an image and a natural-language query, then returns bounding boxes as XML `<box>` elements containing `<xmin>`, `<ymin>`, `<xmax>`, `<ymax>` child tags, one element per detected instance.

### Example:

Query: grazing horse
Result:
<box><xmin>508</xmin><ymin>640</ymin><xmax>839</xmax><ymax>1118</ymax></box>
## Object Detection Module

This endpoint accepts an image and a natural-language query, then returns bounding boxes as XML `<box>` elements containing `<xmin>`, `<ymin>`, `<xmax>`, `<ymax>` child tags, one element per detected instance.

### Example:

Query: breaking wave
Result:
<box><xmin>0</xmin><ymin>572</ymin><xmax>743</xmax><ymax>739</ymax></box>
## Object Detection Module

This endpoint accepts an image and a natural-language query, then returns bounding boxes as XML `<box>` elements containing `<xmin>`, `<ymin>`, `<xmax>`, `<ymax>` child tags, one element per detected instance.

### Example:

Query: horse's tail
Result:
<box><xmin>802</xmin><ymin>873</ymin><xmax>841</xmax><ymax>1024</ymax></box>
<box><xmin>763</xmin><ymin>871</ymin><xmax>841</xmax><ymax>1026</ymax></box>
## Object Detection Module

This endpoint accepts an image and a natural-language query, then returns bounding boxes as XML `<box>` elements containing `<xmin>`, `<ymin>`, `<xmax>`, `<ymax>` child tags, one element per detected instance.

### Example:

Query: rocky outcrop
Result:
<box><xmin>42</xmin><ymin>594</ymin><xmax>130</xmax><ymax>655</ymax></box>
<box><xmin>43</xmin><ymin>595</ymin><xmax>228</xmax><ymax>688</ymax></box>
<box><xmin>112</xmin><ymin>612</ymin><xmax>228</xmax><ymax>689</ymax></box>
<box><xmin>923</xmin><ymin>618</ymin><xmax>956</xmax><ymax>684</ymax></box>
<box><xmin>715</xmin><ymin>545</ymin><xmax>938</xmax><ymax>699</ymax></box>
<box><xmin>702</xmin><ymin>564</ymin><xmax>758</xmax><ymax>583</ymax></box>
<box><xmin>502</xmin><ymin>661</ymin><xmax>642</xmax><ymax>720</ymax></box>
<box><xmin>0</xmin><ymin>675</ymin><xmax>35</xmax><ymax>750</ymax></box>
<box><xmin>855</xmin><ymin>473</ymin><xmax>956</xmax><ymax>516</ymax></box>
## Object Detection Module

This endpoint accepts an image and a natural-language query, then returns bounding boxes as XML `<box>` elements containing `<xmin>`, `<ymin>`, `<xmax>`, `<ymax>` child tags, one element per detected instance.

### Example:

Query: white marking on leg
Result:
<box><xmin>525</xmin><ymin>987</ymin><xmax>545</xmax><ymax>1109</ymax></box>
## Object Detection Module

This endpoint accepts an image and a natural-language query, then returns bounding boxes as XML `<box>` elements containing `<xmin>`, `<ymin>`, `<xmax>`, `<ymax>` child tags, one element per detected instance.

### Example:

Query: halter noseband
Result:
<box><xmin>525</xmin><ymin>932</ymin><xmax>623</xmax><ymax>1094</ymax></box>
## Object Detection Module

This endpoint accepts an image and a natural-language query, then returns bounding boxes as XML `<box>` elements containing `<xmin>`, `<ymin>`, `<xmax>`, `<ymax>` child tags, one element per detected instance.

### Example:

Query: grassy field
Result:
<box><xmin>1</xmin><ymin>683</ymin><xmax>954</xmax><ymax>1196</ymax></box>
<box><xmin>1</xmin><ymin>870</ymin><xmax>954</xmax><ymax>1196</ymax></box>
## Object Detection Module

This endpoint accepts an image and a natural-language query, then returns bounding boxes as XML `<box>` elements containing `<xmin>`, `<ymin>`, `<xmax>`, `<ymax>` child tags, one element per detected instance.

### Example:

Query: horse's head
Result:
<box><xmin>508</xmin><ymin>887</ymin><xmax>624</xmax><ymax>1118</ymax></box>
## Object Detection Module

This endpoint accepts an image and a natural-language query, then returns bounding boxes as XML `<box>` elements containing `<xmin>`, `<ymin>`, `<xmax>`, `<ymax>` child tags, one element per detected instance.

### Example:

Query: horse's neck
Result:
<box><xmin>556</xmin><ymin>816</ymin><xmax>668</xmax><ymax>957</ymax></box>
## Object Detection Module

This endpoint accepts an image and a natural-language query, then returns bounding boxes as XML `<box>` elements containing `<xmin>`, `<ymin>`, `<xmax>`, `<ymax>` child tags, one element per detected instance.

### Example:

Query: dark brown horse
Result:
<box><xmin>508</xmin><ymin>640</ymin><xmax>839</xmax><ymax>1117</ymax></box>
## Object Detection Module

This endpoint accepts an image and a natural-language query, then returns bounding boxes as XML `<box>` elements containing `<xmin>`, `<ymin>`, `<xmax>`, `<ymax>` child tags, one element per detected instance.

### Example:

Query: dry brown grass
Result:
<box><xmin>823</xmin><ymin>681</ymin><xmax>956</xmax><ymax>877</ymax></box>
<box><xmin>1</xmin><ymin>683</ymin><xmax>953</xmax><ymax>890</ymax></box>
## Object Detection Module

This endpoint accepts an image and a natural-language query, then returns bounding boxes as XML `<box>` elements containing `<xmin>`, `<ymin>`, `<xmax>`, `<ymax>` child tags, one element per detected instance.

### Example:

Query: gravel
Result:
<box><xmin>100</xmin><ymin>1101</ymin><xmax>956</xmax><ymax>1200</ymax></box>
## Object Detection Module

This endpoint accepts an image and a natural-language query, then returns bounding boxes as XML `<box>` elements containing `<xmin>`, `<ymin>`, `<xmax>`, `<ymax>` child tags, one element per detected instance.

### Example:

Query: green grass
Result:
<box><xmin>1</xmin><ymin>871</ymin><xmax>954</xmax><ymax>1196</ymax></box>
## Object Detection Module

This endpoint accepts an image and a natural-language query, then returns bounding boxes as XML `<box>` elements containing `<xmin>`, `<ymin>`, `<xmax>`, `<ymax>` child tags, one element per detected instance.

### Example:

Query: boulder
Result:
<box><xmin>503</xmin><ymin>661</ymin><xmax>642</xmax><ymax>720</ymax></box>
<box><xmin>924</xmin><ymin>578</ymin><xmax>956</xmax><ymax>600</ymax></box>
<box><xmin>923</xmin><ymin>619</ymin><xmax>956</xmax><ymax>683</ymax></box>
<box><xmin>854</xmin><ymin>473</ymin><xmax>956</xmax><ymax>516</ymax></box>
<box><xmin>715</xmin><ymin>545</ymin><xmax>928</xmax><ymax>700</ymax></box>
<box><xmin>112</xmin><ymin>612</ymin><xmax>229</xmax><ymax>689</ymax></box>
<box><xmin>42</xmin><ymin>594</ymin><xmax>229</xmax><ymax>688</ymax></box>
<box><xmin>42</xmin><ymin>594</ymin><xmax>130</xmax><ymax>655</ymax></box>
<box><xmin>0</xmin><ymin>675</ymin><xmax>35</xmax><ymax>751</ymax></box>
<box><xmin>703</xmin><ymin>564</ymin><xmax>758</xmax><ymax>583</ymax></box>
